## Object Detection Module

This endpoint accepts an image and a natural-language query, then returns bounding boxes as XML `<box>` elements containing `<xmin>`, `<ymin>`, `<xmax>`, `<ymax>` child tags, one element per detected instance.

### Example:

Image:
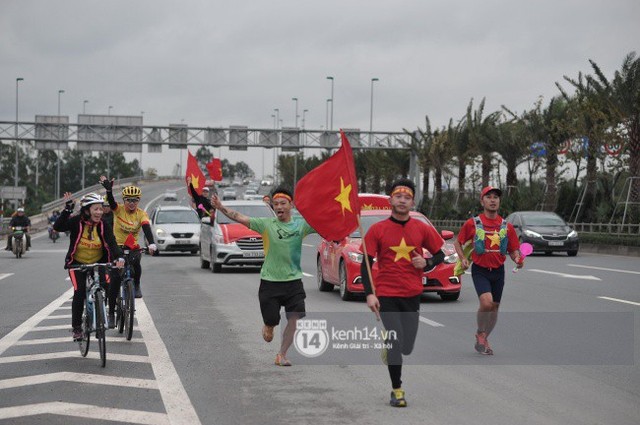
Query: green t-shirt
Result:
<box><xmin>249</xmin><ymin>216</ymin><xmax>316</xmax><ymax>282</ymax></box>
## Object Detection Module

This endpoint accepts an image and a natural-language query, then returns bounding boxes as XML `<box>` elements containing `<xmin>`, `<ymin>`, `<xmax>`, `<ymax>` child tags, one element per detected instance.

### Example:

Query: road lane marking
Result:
<box><xmin>568</xmin><ymin>264</ymin><xmax>640</xmax><ymax>275</ymax></box>
<box><xmin>302</xmin><ymin>244</ymin><xmax>315</xmax><ymax>248</ymax></box>
<box><xmin>419</xmin><ymin>316</ymin><xmax>444</xmax><ymax>327</ymax></box>
<box><xmin>0</xmin><ymin>351</ymin><xmax>150</xmax><ymax>364</ymax></box>
<box><xmin>529</xmin><ymin>269</ymin><xmax>602</xmax><ymax>280</ymax></box>
<box><xmin>598</xmin><ymin>296</ymin><xmax>640</xmax><ymax>306</ymax></box>
<box><xmin>14</xmin><ymin>337</ymin><xmax>144</xmax><ymax>345</ymax></box>
<box><xmin>0</xmin><ymin>372</ymin><xmax>158</xmax><ymax>390</ymax></box>
<box><xmin>302</xmin><ymin>272</ymin><xmax>313</xmax><ymax>277</ymax></box>
<box><xmin>26</xmin><ymin>249</ymin><xmax>68</xmax><ymax>253</ymax></box>
<box><xmin>0</xmin><ymin>288</ymin><xmax>73</xmax><ymax>357</ymax></box>
<box><xmin>41</xmin><ymin>314</ymin><xmax>71</xmax><ymax>320</ymax></box>
<box><xmin>31</xmin><ymin>325</ymin><xmax>69</xmax><ymax>331</ymax></box>
<box><xmin>0</xmin><ymin>402</ymin><xmax>170</xmax><ymax>425</ymax></box>
<box><xmin>0</xmin><ymin>273</ymin><xmax>14</xmax><ymax>281</ymax></box>
<box><xmin>136</xmin><ymin>299</ymin><xmax>203</xmax><ymax>425</ymax></box>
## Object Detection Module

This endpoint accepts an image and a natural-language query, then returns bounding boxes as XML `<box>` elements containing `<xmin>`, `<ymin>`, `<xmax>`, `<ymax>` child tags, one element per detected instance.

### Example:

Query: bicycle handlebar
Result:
<box><xmin>70</xmin><ymin>262</ymin><xmax>115</xmax><ymax>272</ymax></box>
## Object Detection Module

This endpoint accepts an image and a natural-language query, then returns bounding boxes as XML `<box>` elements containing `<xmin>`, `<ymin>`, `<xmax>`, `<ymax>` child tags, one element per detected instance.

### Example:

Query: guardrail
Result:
<box><xmin>429</xmin><ymin>219</ymin><xmax>640</xmax><ymax>236</ymax></box>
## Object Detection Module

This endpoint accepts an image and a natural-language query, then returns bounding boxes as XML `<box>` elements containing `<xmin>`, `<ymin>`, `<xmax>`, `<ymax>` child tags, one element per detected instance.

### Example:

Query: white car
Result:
<box><xmin>199</xmin><ymin>200</ymin><xmax>275</xmax><ymax>272</ymax></box>
<box><xmin>222</xmin><ymin>188</ymin><xmax>237</xmax><ymax>200</ymax></box>
<box><xmin>243</xmin><ymin>189</ymin><xmax>259</xmax><ymax>200</ymax></box>
<box><xmin>150</xmin><ymin>205</ymin><xmax>201</xmax><ymax>254</ymax></box>
<box><xmin>163</xmin><ymin>191</ymin><xmax>178</xmax><ymax>202</ymax></box>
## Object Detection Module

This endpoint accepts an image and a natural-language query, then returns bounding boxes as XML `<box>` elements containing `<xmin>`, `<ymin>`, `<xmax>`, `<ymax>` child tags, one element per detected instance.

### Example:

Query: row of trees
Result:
<box><xmin>275</xmin><ymin>51</ymin><xmax>639</xmax><ymax>224</ymax></box>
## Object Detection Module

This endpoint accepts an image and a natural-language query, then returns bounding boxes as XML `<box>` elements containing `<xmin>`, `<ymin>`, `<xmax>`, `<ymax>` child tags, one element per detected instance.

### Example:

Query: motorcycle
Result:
<box><xmin>11</xmin><ymin>226</ymin><xmax>26</xmax><ymax>258</ymax></box>
<box><xmin>48</xmin><ymin>224</ymin><xmax>60</xmax><ymax>243</ymax></box>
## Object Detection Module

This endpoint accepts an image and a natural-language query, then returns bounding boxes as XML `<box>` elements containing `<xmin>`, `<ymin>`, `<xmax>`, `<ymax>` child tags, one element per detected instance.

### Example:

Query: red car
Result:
<box><xmin>316</xmin><ymin>196</ymin><xmax>462</xmax><ymax>301</ymax></box>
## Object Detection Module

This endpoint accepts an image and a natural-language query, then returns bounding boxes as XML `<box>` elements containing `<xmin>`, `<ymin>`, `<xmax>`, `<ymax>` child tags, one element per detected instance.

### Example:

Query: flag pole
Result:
<box><xmin>357</xmin><ymin>215</ymin><xmax>380</xmax><ymax>321</ymax></box>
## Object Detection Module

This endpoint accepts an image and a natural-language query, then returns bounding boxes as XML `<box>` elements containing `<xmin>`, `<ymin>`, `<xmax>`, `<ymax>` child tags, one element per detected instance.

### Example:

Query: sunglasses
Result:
<box><xmin>124</xmin><ymin>198</ymin><xmax>140</xmax><ymax>203</ymax></box>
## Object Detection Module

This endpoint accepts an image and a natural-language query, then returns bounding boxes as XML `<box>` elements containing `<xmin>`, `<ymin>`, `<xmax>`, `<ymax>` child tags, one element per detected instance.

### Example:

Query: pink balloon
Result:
<box><xmin>520</xmin><ymin>242</ymin><xmax>533</xmax><ymax>257</ymax></box>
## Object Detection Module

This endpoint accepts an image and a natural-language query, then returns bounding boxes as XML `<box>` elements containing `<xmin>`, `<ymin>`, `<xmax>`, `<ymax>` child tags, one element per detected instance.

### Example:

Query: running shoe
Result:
<box><xmin>72</xmin><ymin>327</ymin><xmax>83</xmax><ymax>341</ymax></box>
<box><xmin>134</xmin><ymin>285</ymin><xmax>143</xmax><ymax>298</ymax></box>
<box><xmin>107</xmin><ymin>313</ymin><xmax>115</xmax><ymax>329</ymax></box>
<box><xmin>262</xmin><ymin>325</ymin><xmax>274</xmax><ymax>342</ymax></box>
<box><xmin>389</xmin><ymin>388</ymin><xmax>407</xmax><ymax>407</ymax></box>
<box><xmin>475</xmin><ymin>332</ymin><xmax>488</xmax><ymax>354</ymax></box>
<box><xmin>483</xmin><ymin>339</ymin><xmax>494</xmax><ymax>355</ymax></box>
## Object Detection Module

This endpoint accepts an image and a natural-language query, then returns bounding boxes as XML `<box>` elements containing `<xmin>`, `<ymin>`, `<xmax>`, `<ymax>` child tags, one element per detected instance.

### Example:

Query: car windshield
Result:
<box><xmin>155</xmin><ymin>210</ymin><xmax>200</xmax><ymax>224</ymax></box>
<box><xmin>349</xmin><ymin>214</ymin><xmax>430</xmax><ymax>238</ymax></box>
<box><xmin>216</xmin><ymin>205</ymin><xmax>273</xmax><ymax>224</ymax></box>
<box><xmin>522</xmin><ymin>214</ymin><xmax>566</xmax><ymax>226</ymax></box>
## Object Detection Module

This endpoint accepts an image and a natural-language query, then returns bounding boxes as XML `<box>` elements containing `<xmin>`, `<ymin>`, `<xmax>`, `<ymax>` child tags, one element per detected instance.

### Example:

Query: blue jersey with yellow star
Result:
<box><xmin>363</xmin><ymin>216</ymin><xmax>444</xmax><ymax>297</ymax></box>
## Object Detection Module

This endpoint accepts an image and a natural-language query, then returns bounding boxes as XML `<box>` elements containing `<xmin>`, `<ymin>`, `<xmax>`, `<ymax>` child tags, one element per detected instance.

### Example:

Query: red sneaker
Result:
<box><xmin>475</xmin><ymin>332</ymin><xmax>488</xmax><ymax>353</ymax></box>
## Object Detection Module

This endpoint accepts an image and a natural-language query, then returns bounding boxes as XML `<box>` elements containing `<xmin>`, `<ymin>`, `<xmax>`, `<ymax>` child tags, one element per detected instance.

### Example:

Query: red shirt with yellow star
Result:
<box><xmin>457</xmin><ymin>213</ymin><xmax>519</xmax><ymax>269</ymax></box>
<box><xmin>363</xmin><ymin>217</ymin><xmax>444</xmax><ymax>297</ymax></box>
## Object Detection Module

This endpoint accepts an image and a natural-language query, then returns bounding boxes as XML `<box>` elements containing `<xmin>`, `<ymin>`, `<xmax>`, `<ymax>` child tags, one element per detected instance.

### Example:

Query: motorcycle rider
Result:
<box><xmin>5</xmin><ymin>207</ymin><xmax>31</xmax><ymax>251</ymax></box>
<box><xmin>48</xmin><ymin>210</ymin><xmax>61</xmax><ymax>240</ymax></box>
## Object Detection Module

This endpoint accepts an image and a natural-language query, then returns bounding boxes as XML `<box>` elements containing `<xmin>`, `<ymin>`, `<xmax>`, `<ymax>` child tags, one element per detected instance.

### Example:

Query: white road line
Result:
<box><xmin>0</xmin><ymin>372</ymin><xmax>158</xmax><ymax>390</ymax></box>
<box><xmin>529</xmin><ymin>269</ymin><xmax>602</xmax><ymax>281</ymax></box>
<box><xmin>27</xmin><ymin>249</ymin><xmax>68</xmax><ymax>253</ymax></box>
<box><xmin>41</xmin><ymin>314</ymin><xmax>71</xmax><ymax>320</ymax></box>
<box><xmin>0</xmin><ymin>351</ymin><xmax>150</xmax><ymax>365</ymax></box>
<box><xmin>31</xmin><ymin>325</ymin><xmax>69</xmax><ymax>332</ymax></box>
<box><xmin>598</xmin><ymin>296</ymin><xmax>640</xmax><ymax>306</ymax></box>
<box><xmin>568</xmin><ymin>264</ymin><xmax>640</xmax><ymax>275</ymax></box>
<box><xmin>419</xmin><ymin>316</ymin><xmax>444</xmax><ymax>327</ymax></box>
<box><xmin>0</xmin><ymin>273</ymin><xmax>14</xmax><ymax>281</ymax></box>
<box><xmin>14</xmin><ymin>337</ymin><xmax>144</xmax><ymax>346</ymax></box>
<box><xmin>0</xmin><ymin>288</ymin><xmax>73</xmax><ymax>357</ymax></box>
<box><xmin>0</xmin><ymin>402</ymin><xmax>170</xmax><ymax>425</ymax></box>
<box><xmin>302</xmin><ymin>243</ymin><xmax>315</xmax><ymax>248</ymax></box>
<box><xmin>56</xmin><ymin>306</ymin><xmax>71</xmax><ymax>309</ymax></box>
<box><xmin>302</xmin><ymin>272</ymin><xmax>313</xmax><ymax>277</ymax></box>
<box><xmin>136</xmin><ymin>299</ymin><xmax>203</xmax><ymax>425</ymax></box>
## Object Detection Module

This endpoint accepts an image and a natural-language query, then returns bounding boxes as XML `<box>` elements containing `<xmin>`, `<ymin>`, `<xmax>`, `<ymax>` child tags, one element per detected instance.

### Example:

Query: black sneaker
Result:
<box><xmin>134</xmin><ymin>286</ymin><xmax>143</xmax><ymax>298</ymax></box>
<box><xmin>107</xmin><ymin>314</ymin><xmax>115</xmax><ymax>329</ymax></box>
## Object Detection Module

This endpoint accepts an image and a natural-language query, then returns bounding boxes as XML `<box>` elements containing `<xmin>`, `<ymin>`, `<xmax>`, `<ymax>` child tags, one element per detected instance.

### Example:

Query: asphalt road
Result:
<box><xmin>0</xmin><ymin>180</ymin><xmax>638</xmax><ymax>425</ymax></box>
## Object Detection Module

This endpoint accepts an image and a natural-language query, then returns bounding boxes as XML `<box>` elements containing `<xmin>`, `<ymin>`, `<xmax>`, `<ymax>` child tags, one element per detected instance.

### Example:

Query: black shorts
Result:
<box><xmin>471</xmin><ymin>264</ymin><xmax>505</xmax><ymax>303</ymax></box>
<box><xmin>258</xmin><ymin>279</ymin><xmax>306</xmax><ymax>326</ymax></box>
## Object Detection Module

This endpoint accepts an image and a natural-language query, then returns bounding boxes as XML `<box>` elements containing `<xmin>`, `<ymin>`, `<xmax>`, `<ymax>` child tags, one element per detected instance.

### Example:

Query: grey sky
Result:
<box><xmin>2</xmin><ymin>0</ymin><xmax>639</xmax><ymax>177</ymax></box>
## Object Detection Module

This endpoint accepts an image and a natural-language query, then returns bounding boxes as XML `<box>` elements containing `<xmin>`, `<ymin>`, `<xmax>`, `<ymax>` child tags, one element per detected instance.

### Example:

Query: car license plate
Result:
<box><xmin>548</xmin><ymin>241</ymin><xmax>564</xmax><ymax>246</ymax></box>
<box><xmin>243</xmin><ymin>250</ymin><xmax>264</xmax><ymax>258</ymax></box>
<box><xmin>175</xmin><ymin>240</ymin><xmax>190</xmax><ymax>244</ymax></box>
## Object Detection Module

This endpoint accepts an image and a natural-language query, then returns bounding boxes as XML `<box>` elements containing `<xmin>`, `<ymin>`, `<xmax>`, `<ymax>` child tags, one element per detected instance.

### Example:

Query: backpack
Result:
<box><xmin>473</xmin><ymin>216</ymin><xmax>508</xmax><ymax>255</ymax></box>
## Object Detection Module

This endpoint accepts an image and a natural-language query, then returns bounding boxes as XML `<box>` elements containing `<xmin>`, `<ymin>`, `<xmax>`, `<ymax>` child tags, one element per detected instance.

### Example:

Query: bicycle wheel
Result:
<box><xmin>116</xmin><ymin>290</ymin><xmax>125</xmax><ymax>334</ymax></box>
<box><xmin>124</xmin><ymin>278</ymin><xmax>135</xmax><ymax>341</ymax></box>
<box><xmin>95</xmin><ymin>290</ymin><xmax>107</xmax><ymax>367</ymax></box>
<box><xmin>79</xmin><ymin>309</ymin><xmax>91</xmax><ymax>357</ymax></box>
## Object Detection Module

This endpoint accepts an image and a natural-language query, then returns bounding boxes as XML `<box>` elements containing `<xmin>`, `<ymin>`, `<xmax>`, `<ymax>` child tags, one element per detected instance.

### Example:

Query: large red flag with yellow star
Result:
<box><xmin>185</xmin><ymin>150</ymin><xmax>206</xmax><ymax>196</ymax></box>
<box><xmin>294</xmin><ymin>130</ymin><xmax>360</xmax><ymax>241</ymax></box>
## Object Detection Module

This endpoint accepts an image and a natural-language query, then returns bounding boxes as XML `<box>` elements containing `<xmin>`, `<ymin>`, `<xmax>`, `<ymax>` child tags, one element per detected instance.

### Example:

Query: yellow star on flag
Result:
<box><xmin>191</xmin><ymin>174</ymin><xmax>200</xmax><ymax>190</ymax></box>
<box><xmin>333</xmin><ymin>176</ymin><xmax>353</xmax><ymax>215</ymax></box>
<box><xmin>487</xmin><ymin>232</ymin><xmax>501</xmax><ymax>247</ymax></box>
<box><xmin>390</xmin><ymin>237</ymin><xmax>416</xmax><ymax>262</ymax></box>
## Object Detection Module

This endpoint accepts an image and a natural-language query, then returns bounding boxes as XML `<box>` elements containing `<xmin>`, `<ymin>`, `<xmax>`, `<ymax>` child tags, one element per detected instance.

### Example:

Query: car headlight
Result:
<box><xmin>568</xmin><ymin>230</ymin><xmax>578</xmax><ymax>238</ymax></box>
<box><xmin>214</xmin><ymin>233</ymin><xmax>234</xmax><ymax>245</ymax></box>
<box><xmin>347</xmin><ymin>252</ymin><xmax>363</xmax><ymax>263</ymax></box>
<box><xmin>155</xmin><ymin>228</ymin><xmax>167</xmax><ymax>237</ymax></box>
<box><xmin>524</xmin><ymin>229</ymin><xmax>542</xmax><ymax>238</ymax></box>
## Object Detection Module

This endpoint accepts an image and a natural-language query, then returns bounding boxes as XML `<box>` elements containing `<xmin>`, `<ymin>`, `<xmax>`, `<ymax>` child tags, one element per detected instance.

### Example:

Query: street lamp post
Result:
<box><xmin>81</xmin><ymin>100</ymin><xmax>89</xmax><ymax>189</ymax></box>
<box><xmin>326</xmin><ymin>76</ymin><xmax>334</xmax><ymax>130</ymax></box>
<box><xmin>292</xmin><ymin>97</ymin><xmax>298</xmax><ymax>128</ymax></box>
<box><xmin>56</xmin><ymin>90</ymin><xmax>65</xmax><ymax>198</ymax></box>
<box><xmin>108</xmin><ymin>105</ymin><xmax>113</xmax><ymax>115</ymax></box>
<box><xmin>325</xmin><ymin>99</ymin><xmax>332</xmax><ymax>130</ymax></box>
<box><xmin>274</xmin><ymin>108</ymin><xmax>280</xmax><ymax>129</ymax></box>
<box><xmin>302</xmin><ymin>109</ymin><xmax>309</xmax><ymax>130</ymax></box>
<box><xmin>369</xmin><ymin>77</ymin><xmax>379</xmax><ymax>144</ymax></box>
<box><xmin>15</xmin><ymin>78</ymin><xmax>24</xmax><ymax>188</ymax></box>
<box><xmin>83</xmin><ymin>100</ymin><xmax>88</xmax><ymax>114</ymax></box>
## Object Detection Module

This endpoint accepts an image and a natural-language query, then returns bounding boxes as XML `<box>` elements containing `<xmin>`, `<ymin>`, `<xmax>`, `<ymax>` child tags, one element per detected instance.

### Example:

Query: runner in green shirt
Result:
<box><xmin>211</xmin><ymin>187</ymin><xmax>316</xmax><ymax>366</ymax></box>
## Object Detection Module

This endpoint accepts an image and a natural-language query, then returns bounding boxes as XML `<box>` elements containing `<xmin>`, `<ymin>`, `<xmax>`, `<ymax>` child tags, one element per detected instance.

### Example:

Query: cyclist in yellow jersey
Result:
<box><xmin>54</xmin><ymin>192</ymin><xmax>124</xmax><ymax>340</ymax></box>
<box><xmin>100</xmin><ymin>177</ymin><xmax>157</xmax><ymax>327</ymax></box>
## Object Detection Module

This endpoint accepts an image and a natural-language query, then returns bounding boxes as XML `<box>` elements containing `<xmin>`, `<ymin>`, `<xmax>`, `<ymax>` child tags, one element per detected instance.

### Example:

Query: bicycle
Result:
<box><xmin>116</xmin><ymin>247</ymin><xmax>146</xmax><ymax>340</ymax></box>
<box><xmin>71</xmin><ymin>262</ymin><xmax>112</xmax><ymax>368</ymax></box>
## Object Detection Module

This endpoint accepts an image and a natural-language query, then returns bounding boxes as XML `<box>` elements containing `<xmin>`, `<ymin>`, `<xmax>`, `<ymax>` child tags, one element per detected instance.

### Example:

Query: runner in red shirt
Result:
<box><xmin>361</xmin><ymin>178</ymin><xmax>445</xmax><ymax>408</ymax></box>
<box><xmin>454</xmin><ymin>186</ymin><xmax>523</xmax><ymax>355</ymax></box>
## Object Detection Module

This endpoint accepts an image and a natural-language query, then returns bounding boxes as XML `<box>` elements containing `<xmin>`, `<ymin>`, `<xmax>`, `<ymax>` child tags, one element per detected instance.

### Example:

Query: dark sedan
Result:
<box><xmin>505</xmin><ymin>211</ymin><xmax>579</xmax><ymax>256</ymax></box>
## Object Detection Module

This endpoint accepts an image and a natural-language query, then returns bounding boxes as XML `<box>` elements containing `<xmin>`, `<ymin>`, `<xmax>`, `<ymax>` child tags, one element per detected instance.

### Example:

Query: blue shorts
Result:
<box><xmin>471</xmin><ymin>264</ymin><xmax>505</xmax><ymax>303</ymax></box>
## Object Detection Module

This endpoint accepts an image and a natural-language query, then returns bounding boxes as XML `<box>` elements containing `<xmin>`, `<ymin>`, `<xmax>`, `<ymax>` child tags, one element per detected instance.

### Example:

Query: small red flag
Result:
<box><xmin>294</xmin><ymin>130</ymin><xmax>361</xmax><ymax>241</ymax></box>
<box><xmin>185</xmin><ymin>150</ymin><xmax>206</xmax><ymax>196</ymax></box>
<box><xmin>123</xmin><ymin>233</ymin><xmax>139</xmax><ymax>250</ymax></box>
<box><xmin>206</xmin><ymin>158</ymin><xmax>223</xmax><ymax>181</ymax></box>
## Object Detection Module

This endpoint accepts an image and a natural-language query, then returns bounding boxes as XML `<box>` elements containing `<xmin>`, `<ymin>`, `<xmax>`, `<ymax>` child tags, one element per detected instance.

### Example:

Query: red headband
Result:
<box><xmin>391</xmin><ymin>186</ymin><xmax>414</xmax><ymax>198</ymax></box>
<box><xmin>273</xmin><ymin>193</ymin><xmax>292</xmax><ymax>202</ymax></box>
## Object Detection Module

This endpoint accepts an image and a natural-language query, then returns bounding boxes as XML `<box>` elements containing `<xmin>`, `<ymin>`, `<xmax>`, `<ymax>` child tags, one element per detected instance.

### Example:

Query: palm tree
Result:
<box><xmin>586</xmin><ymin>52</ymin><xmax>640</xmax><ymax>214</ymax></box>
<box><xmin>403</xmin><ymin>115</ymin><xmax>435</xmax><ymax>201</ymax></box>
<box><xmin>466</xmin><ymin>98</ymin><xmax>501</xmax><ymax>187</ymax></box>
